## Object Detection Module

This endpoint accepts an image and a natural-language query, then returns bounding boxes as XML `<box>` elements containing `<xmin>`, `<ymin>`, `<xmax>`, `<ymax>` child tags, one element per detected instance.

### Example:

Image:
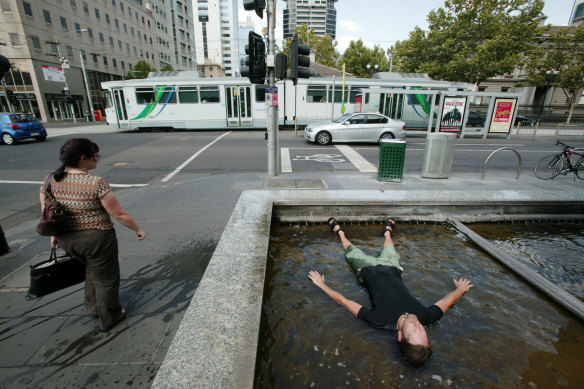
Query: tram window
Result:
<box><xmin>365</xmin><ymin>93</ymin><xmax>370</xmax><ymax>104</ymax></box>
<box><xmin>328</xmin><ymin>88</ymin><xmax>347</xmax><ymax>103</ymax></box>
<box><xmin>255</xmin><ymin>85</ymin><xmax>266</xmax><ymax>102</ymax></box>
<box><xmin>178</xmin><ymin>86</ymin><xmax>198</xmax><ymax>103</ymax></box>
<box><xmin>200</xmin><ymin>86</ymin><xmax>220</xmax><ymax>103</ymax></box>
<box><xmin>156</xmin><ymin>86</ymin><xmax>177</xmax><ymax>104</ymax></box>
<box><xmin>106</xmin><ymin>93</ymin><xmax>113</xmax><ymax>108</ymax></box>
<box><xmin>136</xmin><ymin>87</ymin><xmax>155</xmax><ymax>104</ymax></box>
<box><xmin>349</xmin><ymin>86</ymin><xmax>367</xmax><ymax>103</ymax></box>
<box><xmin>307</xmin><ymin>86</ymin><xmax>326</xmax><ymax>103</ymax></box>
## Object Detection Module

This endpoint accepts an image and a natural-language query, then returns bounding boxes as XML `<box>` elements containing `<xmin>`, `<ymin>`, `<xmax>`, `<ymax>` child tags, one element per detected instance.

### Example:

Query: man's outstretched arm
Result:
<box><xmin>435</xmin><ymin>278</ymin><xmax>473</xmax><ymax>314</ymax></box>
<box><xmin>308</xmin><ymin>270</ymin><xmax>362</xmax><ymax>317</ymax></box>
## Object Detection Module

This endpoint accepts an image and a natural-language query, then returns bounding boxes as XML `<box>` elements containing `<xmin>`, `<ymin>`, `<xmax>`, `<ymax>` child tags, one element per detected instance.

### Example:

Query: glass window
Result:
<box><xmin>347</xmin><ymin>114</ymin><xmax>366</xmax><ymax>124</ymax></box>
<box><xmin>1</xmin><ymin>0</ymin><xmax>11</xmax><ymax>11</ymax></box>
<box><xmin>136</xmin><ymin>87</ymin><xmax>155</xmax><ymax>104</ymax></box>
<box><xmin>75</xmin><ymin>23</ymin><xmax>81</xmax><ymax>34</ymax></box>
<box><xmin>115</xmin><ymin>19</ymin><xmax>119</xmax><ymax>29</ymax></box>
<box><xmin>200</xmin><ymin>86</ymin><xmax>219</xmax><ymax>103</ymax></box>
<box><xmin>103</xmin><ymin>56</ymin><xmax>107</xmax><ymax>65</ymax></box>
<box><xmin>156</xmin><ymin>86</ymin><xmax>176</xmax><ymax>104</ymax></box>
<box><xmin>255</xmin><ymin>85</ymin><xmax>266</xmax><ymax>102</ymax></box>
<box><xmin>113</xmin><ymin>58</ymin><xmax>117</xmax><ymax>67</ymax></box>
<box><xmin>87</xmin><ymin>28</ymin><xmax>93</xmax><ymax>39</ymax></box>
<box><xmin>10</xmin><ymin>33</ymin><xmax>20</xmax><ymax>46</ymax></box>
<box><xmin>66</xmin><ymin>45</ymin><xmax>73</xmax><ymax>56</ymax></box>
<box><xmin>94</xmin><ymin>8</ymin><xmax>100</xmax><ymax>18</ymax></box>
<box><xmin>327</xmin><ymin>87</ymin><xmax>347</xmax><ymax>103</ymax></box>
<box><xmin>43</xmin><ymin>9</ymin><xmax>51</xmax><ymax>23</ymax></box>
<box><xmin>99</xmin><ymin>32</ymin><xmax>104</xmax><ymax>43</ymax></box>
<box><xmin>23</xmin><ymin>1</ymin><xmax>33</xmax><ymax>17</ymax></box>
<box><xmin>366</xmin><ymin>114</ymin><xmax>385</xmax><ymax>124</ymax></box>
<box><xmin>31</xmin><ymin>35</ymin><xmax>41</xmax><ymax>49</ymax></box>
<box><xmin>70</xmin><ymin>0</ymin><xmax>76</xmax><ymax>8</ymax></box>
<box><xmin>178</xmin><ymin>86</ymin><xmax>198</xmax><ymax>103</ymax></box>
<box><xmin>83</xmin><ymin>2</ymin><xmax>88</xmax><ymax>13</ymax></box>
<box><xmin>50</xmin><ymin>44</ymin><xmax>58</xmax><ymax>54</ymax></box>
<box><xmin>349</xmin><ymin>86</ymin><xmax>367</xmax><ymax>103</ymax></box>
<box><xmin>106</xmin><ymin>14</ymin><xmax>110</xmax><ymax>24</ymax></box>
<box><xmin>307</xmin><ymin>86</ymin><xmax>327</xmax><ymax>103</ymax></box>
<box><xmin>60</xmin><ymin>16</ymin><xmax>67</xmax><ymax>30</ymax></box>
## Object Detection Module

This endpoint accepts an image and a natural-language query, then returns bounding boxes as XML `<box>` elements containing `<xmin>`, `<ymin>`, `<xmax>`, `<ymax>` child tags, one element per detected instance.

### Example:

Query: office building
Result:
<box><xmin>193</xmin><ymin>0</ymin><xmax>239</xmax><ymax>77</ymax></box>
<box><xmin>0</xmin><ymin>0</ymin><xmax>194</xmax><ymax>122</ymax></box>
<box><xmin>283</xmin><ymin>0</ymin><xmax>337</xmax><ymax>40</ymax></box>
<box><xmin>570</xmin><ymin>0</ymin><xmax>584</xmax><ymax>25</ymax></box>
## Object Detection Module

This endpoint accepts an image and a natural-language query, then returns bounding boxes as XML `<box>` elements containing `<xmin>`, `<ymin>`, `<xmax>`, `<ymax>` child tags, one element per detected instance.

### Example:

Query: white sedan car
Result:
<box><xmin>304</xmin><ymin>112</ymin><xmax>406</xmax><ymax>145</ymax></box>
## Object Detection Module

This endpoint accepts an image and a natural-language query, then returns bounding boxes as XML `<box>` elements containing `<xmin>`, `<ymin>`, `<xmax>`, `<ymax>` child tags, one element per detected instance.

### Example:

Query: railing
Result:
<box><xmin>555</xmin><ymin>123</ymin><xmax>584</xmax><ymax>140</ymax></box>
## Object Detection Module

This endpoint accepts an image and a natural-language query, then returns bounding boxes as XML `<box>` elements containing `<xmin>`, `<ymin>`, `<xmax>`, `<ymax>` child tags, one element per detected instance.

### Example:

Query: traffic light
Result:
<box><xmin>290</xmin><ymin>34</ymin><xmax>310</xmax><ymax>85</ymax></box>
<box><xmin>0</xmin><ymin>55</ymin><xmax>10</xmax><ymax>80</ymax></box>
<box><xmin>240</xmin><ymin>31</ymin><xmax>265</xmax><ymax>84</ymax></box>
<box><xmin>275</xmin><ymin>53</ymin><xmax>287</xmax><ymax>80</ymax></box>
<box><xmin>243</xmin><ymin>0</ymin><xmax>265</xmax><ymax>19</ymax></box>
<box><xmin>6</xmin><ymin>90</ymin><xmax>17</xmax><ymax>105</ymax></box>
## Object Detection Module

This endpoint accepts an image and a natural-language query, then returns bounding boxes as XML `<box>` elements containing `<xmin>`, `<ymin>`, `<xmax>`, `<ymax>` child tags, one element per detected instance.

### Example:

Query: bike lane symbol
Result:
<box><xmin>293</xmin><ymin>154</ymin><xmax>346</xmax><ymax>163</ymax></box>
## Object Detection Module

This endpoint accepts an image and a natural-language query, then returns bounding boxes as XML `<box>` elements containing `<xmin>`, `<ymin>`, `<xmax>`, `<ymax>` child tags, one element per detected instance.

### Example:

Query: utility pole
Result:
<box><xmin>80</xmin><ymin>50</ymin><xmax>94</xmax><ymax>120</ymax></box>
<box><xmin>266</xmin><ymin>0</ymin><xmax>279</xmax><ymax>176</ymax></box>
<box><xmin>47</xmin><ymin>36</ymin><xmax>77</xmax><ymax>123</ymax></box>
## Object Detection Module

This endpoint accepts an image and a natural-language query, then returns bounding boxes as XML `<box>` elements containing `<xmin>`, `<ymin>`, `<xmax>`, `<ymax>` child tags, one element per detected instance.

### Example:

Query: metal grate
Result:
<box><xmin>377</xmin><ymin>140</ymin><xmax>406</xmax><ymax>182</ymax></box>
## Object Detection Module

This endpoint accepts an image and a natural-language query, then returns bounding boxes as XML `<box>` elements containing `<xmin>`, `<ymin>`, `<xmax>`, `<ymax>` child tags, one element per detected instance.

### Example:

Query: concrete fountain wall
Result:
<box><xmin>151</xmin><ymin>189</ymin><xmax>584</xmax><ymax>388</ymax></box>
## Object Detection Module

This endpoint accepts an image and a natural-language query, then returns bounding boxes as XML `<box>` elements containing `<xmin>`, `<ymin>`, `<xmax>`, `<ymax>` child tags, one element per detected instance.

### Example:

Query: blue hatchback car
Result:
<box><xmin>0</xmin><ymin>112</ymin><xmax>47</xmax><ymax>145</ymax></box>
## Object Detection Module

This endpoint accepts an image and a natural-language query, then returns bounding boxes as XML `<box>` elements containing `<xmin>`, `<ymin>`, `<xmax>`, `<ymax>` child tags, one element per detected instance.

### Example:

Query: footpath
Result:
<box><xmin>0</xmin><ymin>124</ymin><xmax>582</xmax><ymax>388</ymax></box>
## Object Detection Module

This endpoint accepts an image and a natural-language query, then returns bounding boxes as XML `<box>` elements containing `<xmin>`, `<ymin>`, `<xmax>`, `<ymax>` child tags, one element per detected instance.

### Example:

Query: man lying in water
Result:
<box><xmin>308</xmin><ymin>218</ymin><xmax>473</xmax><ymax>367</ymax></box>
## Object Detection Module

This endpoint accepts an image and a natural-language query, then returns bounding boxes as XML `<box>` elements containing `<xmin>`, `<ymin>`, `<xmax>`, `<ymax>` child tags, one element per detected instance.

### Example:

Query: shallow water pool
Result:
<box><xmin>254</xmin><ymin>222</ymin><xmax>584</xmax><ymax>388</ymax></box>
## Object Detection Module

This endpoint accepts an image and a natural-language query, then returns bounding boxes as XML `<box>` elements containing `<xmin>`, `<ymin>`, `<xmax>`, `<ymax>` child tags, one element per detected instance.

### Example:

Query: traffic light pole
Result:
<box><xmin>266</xmin><ymin>0</ymin><xmax>279</xmax><ymax>176</ymax></box>
<box><xmin>54</xmin><ymin>38</ymin><xmax>77</xmax><ymax>123</ymax></box>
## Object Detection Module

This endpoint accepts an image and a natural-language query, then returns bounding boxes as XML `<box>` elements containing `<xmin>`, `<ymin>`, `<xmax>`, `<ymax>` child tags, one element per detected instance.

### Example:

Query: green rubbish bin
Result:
<box><xmin>378</xmin><ymin>139</ymin><xmax>406</xmax><ymax>182</ymax></box>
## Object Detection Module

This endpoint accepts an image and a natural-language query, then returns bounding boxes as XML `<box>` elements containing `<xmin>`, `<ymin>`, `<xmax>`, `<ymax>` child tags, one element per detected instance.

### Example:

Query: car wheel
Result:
<box><xmin>379</xmin><ymin>132</ymin><xmax>395</xmax><ymax>142</ymax></box>
<box><xmin>35</xmin><ymin>136</ymin><xmax>46</xmax><ymax>142</ymax></box>
<box><xmin>1</xmin><ymin>133</ymin><xmax>15</xmax><ymax>145</ymax></box>
<box><xmin>315</xmin><ymin>131</ymin><xmax>332</xmax><ymax>145</ymax></box>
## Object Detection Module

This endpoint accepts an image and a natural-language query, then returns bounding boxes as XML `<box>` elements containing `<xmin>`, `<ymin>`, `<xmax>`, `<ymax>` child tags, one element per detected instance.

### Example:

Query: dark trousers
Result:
<box><xmin>57</xmin><ymin>229</ymin><xmax>122</xmax><ymax>330</ymax></box>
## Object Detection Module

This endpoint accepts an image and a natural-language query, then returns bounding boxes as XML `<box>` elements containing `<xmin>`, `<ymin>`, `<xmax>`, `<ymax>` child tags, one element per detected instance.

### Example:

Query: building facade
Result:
<box><xmin>570</xmin><ymin>0</ymin><xmax>584</xmax><ymax>25</ymax></box>
<box><xmin>0</xmin><ymin>0</ymin><xmax>194</xmax><ymax>122</ymax></box>
<box><xmin>283</xmin><ymin>0</ymin><xmax>337</xmax><ymax>40</ymax></box>
<box><xmin>193</xmin><ymin>0</ymin><xmax>238</xmax><ymax>77</ymax></box>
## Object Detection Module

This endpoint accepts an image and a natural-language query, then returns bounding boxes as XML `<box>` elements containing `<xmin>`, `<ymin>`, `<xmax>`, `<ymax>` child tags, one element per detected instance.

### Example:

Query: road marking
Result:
<box><xmin>293</xmin><ymin>154</ymin><xmax>346</xmax><ymax>162</ymax></box>
<box><xmin>161</xmin><ymin>131</ymin><xmax>232</xmax><ymax>182</ymax></box>
<box><xmin>335</xmin><ymin>145</ymin><xmax>377</xmax><ymax>172</ymax></box>
<box><xmin>0</xmin><ymin>180</ymin><xmax>148</xmax><ymax>187</ymax></box>
<box><xmin>281</xmin><ymin>148</ymin><xmax>292</xmax><ymax>172</ymax></box>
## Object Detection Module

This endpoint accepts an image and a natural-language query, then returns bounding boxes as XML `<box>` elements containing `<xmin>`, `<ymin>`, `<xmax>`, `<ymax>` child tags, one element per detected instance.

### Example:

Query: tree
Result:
<box><xmin>161</xmin><ymin>64</ymin><xmax>175</xmax><ymax>72</ymax></box>
<box><xmin>281</xmin><ymin>24</ymin><xmax>340</xmax><ymax>70</ymax></box>
<box><xmin>395</xmin><ymin>0</ymin><xmax>544</xmax><ymax>85</ymax></box>
<box><xmin>127</xmin><ymin>60</ymin><xmax>157</xmax><ymax>79</ymax></box>
<box><xmin>523</xmin><ymin>24</ymin><xmax>584</xmax><ymax>123</ymax></box>
<box><xmin>341</xmin><ymin>40</ymin><xmax>389</xmax><ymax>78</ymax></box>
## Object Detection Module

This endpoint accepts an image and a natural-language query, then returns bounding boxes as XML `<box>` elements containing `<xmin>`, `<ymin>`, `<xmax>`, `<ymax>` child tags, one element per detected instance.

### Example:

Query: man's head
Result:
<box><xmin>397</xmin><ymin>313</ymin><xmax>433</xmax><ymax>367</ymax></box>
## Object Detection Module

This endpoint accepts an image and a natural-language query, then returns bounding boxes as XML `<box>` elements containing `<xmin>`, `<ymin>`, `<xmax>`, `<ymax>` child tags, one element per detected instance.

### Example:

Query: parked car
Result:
<box><xmin>304</xmin><ymin>112</ymin><xmax>406</xmax><ymax>145</ymax></box>
<box><xmin>515</xmin><ymin>115</ymin><xmax>536</xmax><ymax>126</ymax></box>
<box><xmin>467</xmin><ymin>111</ymin><xmax>486</xmax><ymax>126</ymax></box>
<box><xmin>0</xmin><ymin>113</ymin><xmax>47</xmax><ymax>145</ymax></box>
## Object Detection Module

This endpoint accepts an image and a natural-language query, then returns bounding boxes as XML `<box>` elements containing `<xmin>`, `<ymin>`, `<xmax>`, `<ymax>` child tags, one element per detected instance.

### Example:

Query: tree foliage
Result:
<box><xmin>126</xmin><ymin>60</ymin><xmax>157</xmax><ymax>79</ymax></box>
<box><xmin>523</xmin><ymin>24</ymin><xmax>584</xmax><ymax>122</ymax></box>
<box><xmin>341</xmin><ymin>40</ymin><xmax>390</xmax><ymax>78</ymax></box>
<box><xmin>160</xmin><ymin>64</ymin><xmax>175</xmax><ymax>72</ymax></box>
<box><xmin>281</xmin><ymin>24</ymin><xmax>340</xmax><ymax>69</ymax></box>
<box><xmin>394</xmin><ymin>0</ymin><xmax>544</xmax><ymax>84</ymax></box>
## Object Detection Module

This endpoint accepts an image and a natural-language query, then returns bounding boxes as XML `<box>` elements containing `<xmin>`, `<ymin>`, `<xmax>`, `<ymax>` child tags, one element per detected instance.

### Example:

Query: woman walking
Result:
<box><xmin>40</xmin><ymin>138</ymin><xmax>146</xmax><ymax>332</ymax></box>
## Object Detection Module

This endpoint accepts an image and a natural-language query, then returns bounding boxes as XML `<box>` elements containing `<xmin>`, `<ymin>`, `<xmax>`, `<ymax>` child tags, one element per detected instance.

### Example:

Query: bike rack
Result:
<box><xmin>482</xmin><ymin>147</ymin><xmax>522</xmax><ymax>180</ymax></box>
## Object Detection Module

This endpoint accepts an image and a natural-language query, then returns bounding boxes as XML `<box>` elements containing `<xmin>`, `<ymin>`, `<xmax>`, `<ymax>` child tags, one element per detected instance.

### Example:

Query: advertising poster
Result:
<box><xmin>42</xmin><ymin>65</ymin><xmax>65</xmax><ymax>83</ymax></box>
<box><xmin>440</xmin><ymin>96</ymin><xmax>467</xmax><ymax>132</ymax></box>
<box><xmin>489</xmin><ymin>98</ymin><xmax>517</xmax><ymax>134</ymax></box>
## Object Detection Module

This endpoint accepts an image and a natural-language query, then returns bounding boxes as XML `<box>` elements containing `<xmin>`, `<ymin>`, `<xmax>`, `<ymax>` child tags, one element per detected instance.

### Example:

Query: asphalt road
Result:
<box><xmin>1</xmin><ymin>129</ymin><xmax>582</xmax><ymax>229</ymax></box>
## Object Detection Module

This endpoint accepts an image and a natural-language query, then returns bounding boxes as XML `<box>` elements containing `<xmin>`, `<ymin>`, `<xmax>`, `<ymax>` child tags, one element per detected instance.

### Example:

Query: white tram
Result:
<box><xmin>101</xmin><ymin>71</ymin><xmax>474</xmax><ymax>131</ymax></box>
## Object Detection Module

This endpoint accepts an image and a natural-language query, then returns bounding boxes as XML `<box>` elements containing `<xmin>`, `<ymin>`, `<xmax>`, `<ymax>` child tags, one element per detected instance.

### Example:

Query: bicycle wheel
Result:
<box><xmin>535</xmin><ymin>154</ymin><xmax>564</xmax><ymax>180</ymax></box>
<box><xmin>574</xmin><ymin>153</ymin><xmax>584</xmax><ymax>180</ymax></box>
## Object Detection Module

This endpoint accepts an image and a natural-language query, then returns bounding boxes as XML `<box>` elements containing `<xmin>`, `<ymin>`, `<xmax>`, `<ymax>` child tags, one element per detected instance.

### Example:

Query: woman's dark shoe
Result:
<box><xmin>100</xmin><ymin>308</ymin><xmax>126</xmax><ymax>332</ymax></box>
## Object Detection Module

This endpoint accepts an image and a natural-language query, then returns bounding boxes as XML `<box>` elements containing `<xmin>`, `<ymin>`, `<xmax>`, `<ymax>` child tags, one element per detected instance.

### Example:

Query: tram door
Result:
<box><xmin>379</xmin><ymin>93</ymin><xmax>403</xmax><ymax>120</ymax></box>
<box><xmin>226</xmin><ymin>86</ymin><xmax>252</xmax><ymax>127</ymax></box>
<box><xmin>113</xmin><ymin>89</ymin><xmax>128</xmax><ymax>127</ymax></box>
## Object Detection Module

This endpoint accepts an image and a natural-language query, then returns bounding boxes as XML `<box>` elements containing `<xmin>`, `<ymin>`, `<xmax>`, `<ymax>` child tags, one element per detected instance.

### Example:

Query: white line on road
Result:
<box><xmin>335</xmin><ymin>145</ymin><xmax>377</xmax><ymax>173</ymax></box>
<box><xmin>0</xmin><ymin>180</ymin><xmax>148</xmax><ymax>187</ymax></box>
<box><xmin>161</xmin><ymin>131</ymin><xmax>232</xmax><ymax>182</ymax></box>
<box><xmin>281</xmin><ymin>148</ymin><xmax>292</xmax><ymax>172</ymax></box>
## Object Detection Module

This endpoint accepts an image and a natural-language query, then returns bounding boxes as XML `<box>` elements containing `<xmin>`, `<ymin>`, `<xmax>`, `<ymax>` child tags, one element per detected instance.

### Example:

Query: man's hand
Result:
<box><xmin>453</xmin><ymin>278</ymin><xmax>473</xmax><ymax>293</ymax></box>
<box><xmin>308</xmin><ymin>270</ymin><xmax>326</xmax><ymax>289</ymax></box>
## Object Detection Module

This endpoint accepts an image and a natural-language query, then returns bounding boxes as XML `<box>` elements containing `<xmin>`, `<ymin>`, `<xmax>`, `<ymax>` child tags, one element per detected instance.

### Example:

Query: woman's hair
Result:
<box><xmin>53</xmin><ymin>138</ymin><xmax>99</xmax><ymax>181</ymax></box>
<box><xmin>399</xmin><ymin>339</ymin><xmax>433</xmax><ymax>368</ymax></box>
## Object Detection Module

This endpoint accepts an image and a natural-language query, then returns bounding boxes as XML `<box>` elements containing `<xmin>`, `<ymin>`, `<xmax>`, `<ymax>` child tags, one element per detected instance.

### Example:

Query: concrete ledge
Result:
<box><xmin>151</xmin><ymin>189</ymin><xmax>584</xmax><ymax>389</ymax></box>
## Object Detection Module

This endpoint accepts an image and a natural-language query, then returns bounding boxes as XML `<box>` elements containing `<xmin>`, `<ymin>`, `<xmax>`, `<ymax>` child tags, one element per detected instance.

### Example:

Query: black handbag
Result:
<box><xmin>36</xmin><ymin>175</ymin><xmax>66</xmax><ymax>236</ymax></box>
<box><xmin>26</xmin><ymin>247</ymin><xmax>86</xmax><ymax>300</ymax></box>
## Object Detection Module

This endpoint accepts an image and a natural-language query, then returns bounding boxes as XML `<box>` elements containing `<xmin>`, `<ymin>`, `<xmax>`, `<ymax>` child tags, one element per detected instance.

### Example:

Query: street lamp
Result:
<box><xmin>46</xmin><ymin>32</ymin><xmax>79</xmax><ymax>122</ymax></box>
<box><xmin>367</xmin><ymin>63</ymin><xmax>379</xmax><ymax>77</ymax></box>
<box><xmin>75</xmin><ymin>30</ymin><xmax>96</xmax><ymax>121</ymax></box>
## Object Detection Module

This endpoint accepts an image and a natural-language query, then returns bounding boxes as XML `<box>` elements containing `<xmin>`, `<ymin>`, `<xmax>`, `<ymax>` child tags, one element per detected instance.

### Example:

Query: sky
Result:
<box><xmin>238</xmin><ymin>0</ymin><xmax>579</xmax><ymax>53</ymax></box>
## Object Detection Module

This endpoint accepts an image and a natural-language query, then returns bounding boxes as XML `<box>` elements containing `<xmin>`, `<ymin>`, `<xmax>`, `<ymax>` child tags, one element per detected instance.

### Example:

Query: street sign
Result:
<box><xmin>41</xmin><ymin>65</ymin><xmax>65</xmax><ymax>82</ymax></box>
<box><xmin>265</xmin><ymin>86</ymin><xmax>278</xmax><ymax>107</ymax></box>
<box><xmin>59</xmin><ymin>57</ymin><xmax>70</xmax><ymax>69</ymax></box>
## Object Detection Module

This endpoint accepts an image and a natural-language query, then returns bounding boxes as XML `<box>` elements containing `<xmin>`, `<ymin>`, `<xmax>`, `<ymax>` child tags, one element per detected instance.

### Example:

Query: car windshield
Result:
<box><xmin>333</xmin><ymin>113</ymin><xmax>353</xmax><ymax>123</ymax></box>
<box><xmin>9</xmin><ymin>114</ymin><xmax>35</xmax><ymax>123</ymax></box>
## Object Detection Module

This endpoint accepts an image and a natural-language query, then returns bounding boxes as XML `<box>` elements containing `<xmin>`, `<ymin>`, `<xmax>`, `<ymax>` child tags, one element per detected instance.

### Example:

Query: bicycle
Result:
<box><xmin>534</xmin><ymin>141</ymin><xmax>584</xmax><ymax>180</ymax></box>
